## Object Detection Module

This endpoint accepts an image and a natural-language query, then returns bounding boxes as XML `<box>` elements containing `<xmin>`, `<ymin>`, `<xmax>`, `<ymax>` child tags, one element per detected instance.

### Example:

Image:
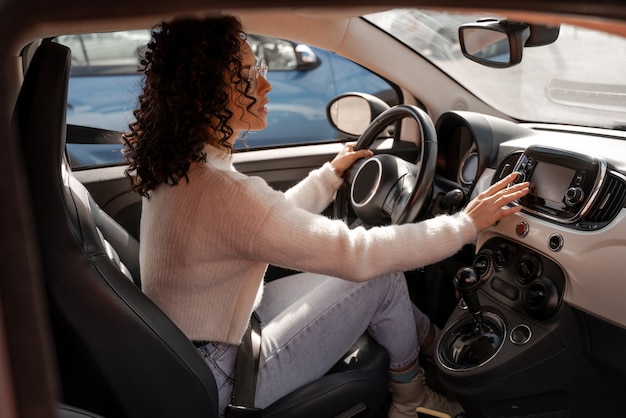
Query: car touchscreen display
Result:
<box><xmin>529</xmin><ymin>161</ymin><xmax>575</xmax><ymax>203</ymax></box>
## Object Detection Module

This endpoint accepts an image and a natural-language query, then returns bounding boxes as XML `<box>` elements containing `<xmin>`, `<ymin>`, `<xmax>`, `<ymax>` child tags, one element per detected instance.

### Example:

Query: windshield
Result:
<box><xmin>365</xmin><ymin>9</ymin><xmax>626</xmax><ymax>130</ymax></box>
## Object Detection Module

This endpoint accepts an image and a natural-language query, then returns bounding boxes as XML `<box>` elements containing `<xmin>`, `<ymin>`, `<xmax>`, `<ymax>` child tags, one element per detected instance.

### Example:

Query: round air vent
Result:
<box><xmin>523</xmin><ymin>277</ymin><xmax>560</xmax><ymax>320</ymax></box>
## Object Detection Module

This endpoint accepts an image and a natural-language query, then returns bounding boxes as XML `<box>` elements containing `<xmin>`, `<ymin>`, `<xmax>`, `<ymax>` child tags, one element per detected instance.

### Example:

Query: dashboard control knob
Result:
<box><xmin>517</xmin><ymin>254</ymin><xmax>542</xmax><ymax>284</ymax></box>
<box><xmin>565</xmin><ymin>186</ymin><xmax>584</xmax><ymax>206</ymax></box>
<box><xmin>473</xmin><ymin>250</ymin><xmax>493</xmax><ymax>280</ymax></box>
<box><xmin>494</xmin><ymin>243</ymin><xmax>514</xmax><ymax>270</ymax></box>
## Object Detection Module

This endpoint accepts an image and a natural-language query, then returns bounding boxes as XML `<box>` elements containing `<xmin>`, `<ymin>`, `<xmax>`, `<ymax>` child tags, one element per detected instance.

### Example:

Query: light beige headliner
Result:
<box><xmin>16</xmin><ymin>6</ymin><xmax>626</xmax><ymax>55</ymax></box>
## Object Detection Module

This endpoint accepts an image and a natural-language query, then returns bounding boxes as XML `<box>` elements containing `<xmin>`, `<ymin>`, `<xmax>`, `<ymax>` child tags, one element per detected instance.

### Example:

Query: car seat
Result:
<box><xmin>14</xmin><ymin>40</ymin><xmax>390</xmax><ymax>418</ymax></box>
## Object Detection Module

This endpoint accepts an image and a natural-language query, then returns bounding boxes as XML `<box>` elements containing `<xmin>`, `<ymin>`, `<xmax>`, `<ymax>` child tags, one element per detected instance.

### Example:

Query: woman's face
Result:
<box><xmin>227</xmin><ymin>40</ymin><xmax>272</xmax><ymax>137</ymax></box>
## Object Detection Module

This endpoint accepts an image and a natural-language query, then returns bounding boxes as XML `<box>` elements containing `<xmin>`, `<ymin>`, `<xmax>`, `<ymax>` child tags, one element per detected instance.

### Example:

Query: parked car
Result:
<box><xmin>3</xmin><ymin>1</ymin><xmax>626</xmax><ymax>418</ymax></box>
<box><xmin>55</xmin><ymin>31</ymin><xmax>394</xmax><ymax>168</ymax></box>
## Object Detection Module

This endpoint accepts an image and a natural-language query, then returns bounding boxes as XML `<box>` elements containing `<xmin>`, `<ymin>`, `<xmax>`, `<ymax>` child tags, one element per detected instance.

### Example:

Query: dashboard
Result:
<box><xmin>435</xmin><ymin>110</ymin><xmax>626</xmax><ymax>330</ymax></box>
<box><xmin>483</xmin><ymin>130</ymin><xmax>626</xmax><ymax>330</ymax></box>
<box><xmin>432</xmin><ymin>111</ymin><xmax>626</xmax><ymax>416</ymax></box>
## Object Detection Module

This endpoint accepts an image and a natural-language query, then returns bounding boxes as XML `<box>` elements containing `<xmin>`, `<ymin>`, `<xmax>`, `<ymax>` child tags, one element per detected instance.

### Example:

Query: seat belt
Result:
<box><xmin>226</xmin><ymin>312</ymin><xmax>263</xmax><ymax>417</ymax></box>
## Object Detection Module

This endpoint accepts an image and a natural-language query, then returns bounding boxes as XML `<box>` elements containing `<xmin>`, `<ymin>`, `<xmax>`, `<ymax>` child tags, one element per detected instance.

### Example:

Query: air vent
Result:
<box><xmin>493</xmin><ymin>151</ymin><xmax>523</xmax><ymax>184</ymax></box>
<box><xmin>580</xmin><ymin>171</ymin><xmax>626</xmax><ymax>229</ymax></box>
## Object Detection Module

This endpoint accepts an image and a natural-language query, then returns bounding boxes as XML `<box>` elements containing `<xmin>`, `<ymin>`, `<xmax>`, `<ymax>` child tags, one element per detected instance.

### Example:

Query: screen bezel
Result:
<box><xmin>513</xmin><ymin>146</ymin><xmax>605</xmax><ymax>223</ymax></box>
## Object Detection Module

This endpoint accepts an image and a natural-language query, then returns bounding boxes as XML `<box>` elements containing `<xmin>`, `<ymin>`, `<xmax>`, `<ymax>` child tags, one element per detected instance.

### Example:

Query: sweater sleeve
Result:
<box><xmin>239</xmin><ymin>179</ymin><xmax>477</xmax><ymax>281</ymax></box>
<box><xmin>283</xmin><ymin>162</ymin><xmax>343</xmax><ymax>213</ymax></box>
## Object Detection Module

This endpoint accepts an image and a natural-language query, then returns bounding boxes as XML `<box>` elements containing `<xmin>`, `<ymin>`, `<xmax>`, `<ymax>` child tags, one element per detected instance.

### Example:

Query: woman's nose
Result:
<box><xmin>258</xmin><ymin>74</ymin><xmax>272</xmax><ymax>93</ymax></box>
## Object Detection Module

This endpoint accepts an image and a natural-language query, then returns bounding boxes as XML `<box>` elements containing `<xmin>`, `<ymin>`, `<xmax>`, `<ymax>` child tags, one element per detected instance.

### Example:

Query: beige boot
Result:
<box><xmin>388</xmin><ymin>368</ymin><xmax>464</xmax><ymax>418</ymax></box>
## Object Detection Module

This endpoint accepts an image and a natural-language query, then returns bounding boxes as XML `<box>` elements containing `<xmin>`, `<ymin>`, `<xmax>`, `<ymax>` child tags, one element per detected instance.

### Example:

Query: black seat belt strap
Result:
<box><xmin>226</xmin><ymin>312</ymin><xmax>262</xmax><ymax>417</ymax></box>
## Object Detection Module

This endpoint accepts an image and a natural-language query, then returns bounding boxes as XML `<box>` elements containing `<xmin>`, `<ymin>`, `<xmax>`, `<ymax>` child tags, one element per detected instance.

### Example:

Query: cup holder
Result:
<box><xmin>438</xmin><ymin>311</ymin><xmax>506</xmax><ymax>371</ymax></box>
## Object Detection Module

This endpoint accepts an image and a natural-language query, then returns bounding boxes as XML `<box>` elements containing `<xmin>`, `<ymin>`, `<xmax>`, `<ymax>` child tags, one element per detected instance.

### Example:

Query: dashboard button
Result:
<box><xmin>494</xmin><ymin>243</ymin><xmax>514</xmax><ymax>269</ymax></box>
<box><xmin>490</xmin><ymin>276</ymin><xmax>519</xmax><ymax>301</ymax></box>
<box><xmin>548</xmin><ymin>234</ymin><xmax>564</xmax><ymax>252</ymax></box>
<box><xmin>510</xmin><ymin>324</ymin><xmax>532</xmax><ymax>345</ymax></box>
<box><xmin>575</xmin><ymin>172</ymin><xmax>585</xmax><ymax>186</ymax></box>
<box><xmin>516</xmin><ymin>221</ymin><xmax>529</xmax><ymax>237</ymax></box>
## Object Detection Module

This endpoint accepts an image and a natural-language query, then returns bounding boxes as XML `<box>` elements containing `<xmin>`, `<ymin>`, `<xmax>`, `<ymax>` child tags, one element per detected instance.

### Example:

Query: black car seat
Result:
<box><xmin>15</xmin><ymin>40</ymin><xmax>390</xmax><ymax>418</ymax></box>
<box><xmin>59</xmin><ymin>404</ymin><xmax>107</xmax><ymax>418</ymax></box>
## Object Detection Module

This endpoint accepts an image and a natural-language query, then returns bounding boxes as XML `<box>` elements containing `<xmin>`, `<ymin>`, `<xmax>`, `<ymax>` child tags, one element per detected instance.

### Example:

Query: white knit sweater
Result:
<box><xmin>140</xmin><ymin>145</ymin><xmax>477</xmax><ymax>344</ymax></box>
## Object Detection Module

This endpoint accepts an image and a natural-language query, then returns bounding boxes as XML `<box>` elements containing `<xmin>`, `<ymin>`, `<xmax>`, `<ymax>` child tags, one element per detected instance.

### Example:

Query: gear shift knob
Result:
<box><xmin>454</xmin><ymin>267</ymin><xmax>483</xmax><ymax>327</ymax></box>
<box><xmin>440</xmin><ymin>267</ymin><xmax>505</xmax><ymax>369</ymax></box>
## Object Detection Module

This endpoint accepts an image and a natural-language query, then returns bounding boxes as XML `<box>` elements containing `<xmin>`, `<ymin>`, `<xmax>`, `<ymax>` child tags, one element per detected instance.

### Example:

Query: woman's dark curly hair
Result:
<box><xmin>123</xmin><ymin>15</ymin><xmax>254</xmax><ymax>197</ymax></box>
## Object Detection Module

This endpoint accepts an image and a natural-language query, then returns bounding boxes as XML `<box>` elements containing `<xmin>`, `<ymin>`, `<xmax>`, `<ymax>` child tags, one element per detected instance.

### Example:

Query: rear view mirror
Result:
<box><xmin>459</xmin><ymin>20</ymin><xmax>530</xmax><ymax>68</ymax></box>
<box><xmin>459</xmin><ymin>19</ymin><xmax>559</xmax><ymax>68</ymax></box>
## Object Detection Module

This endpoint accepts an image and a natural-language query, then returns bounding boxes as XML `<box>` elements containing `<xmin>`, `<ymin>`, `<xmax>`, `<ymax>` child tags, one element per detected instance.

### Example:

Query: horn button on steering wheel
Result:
<box><xmin>350</xmin><ymin>154</ymin><xmax>417</xmax><ymax>225</ymax></box>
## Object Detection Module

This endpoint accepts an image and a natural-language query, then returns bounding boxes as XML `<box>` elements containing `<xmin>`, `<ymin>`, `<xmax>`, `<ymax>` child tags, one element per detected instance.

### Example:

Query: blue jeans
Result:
<box><xmin>198</xmin><ymin>272</ymin><xmax>430</xmax><ymax>416</ymax></box>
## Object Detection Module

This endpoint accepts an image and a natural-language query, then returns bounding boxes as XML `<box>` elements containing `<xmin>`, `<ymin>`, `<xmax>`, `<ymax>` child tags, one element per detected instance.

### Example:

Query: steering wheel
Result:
<box><xmin>335</xmin><ymin>105</ymin><xmax>437</xmax><ymax>226</ymax></box>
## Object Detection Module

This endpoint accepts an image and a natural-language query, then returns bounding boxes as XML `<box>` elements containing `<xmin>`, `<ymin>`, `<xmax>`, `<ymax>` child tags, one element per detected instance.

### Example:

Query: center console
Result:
<box><xmin>435</xmin><ymin>237</ymin><xmax>622</xmax><ymax>417</ymax></box>
<box><xmin>432</xmin><ymin>144</ymin><xmax>626</xmax><ymax>416</ymax></box>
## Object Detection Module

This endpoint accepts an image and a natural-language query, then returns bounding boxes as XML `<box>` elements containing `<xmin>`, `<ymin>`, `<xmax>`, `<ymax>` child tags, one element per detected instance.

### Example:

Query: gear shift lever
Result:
<box><xmin>454</xmin><ymin>267</ymin><xmax>484</xmax><ymax>332</ymax></box>
<box><xmin>438</xmin><ymin>266</ymin><xmax>505</xmax><ymax>369</ymax></box>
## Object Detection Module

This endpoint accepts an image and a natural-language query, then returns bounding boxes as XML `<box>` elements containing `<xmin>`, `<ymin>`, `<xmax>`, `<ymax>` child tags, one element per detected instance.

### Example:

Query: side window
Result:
<box><xmin>55</xmin><ymin>31</ymin><xmax>396</xmax><ymax>170</ymax></box>
<box><xmin>54</xmin><ymin>31</ymin><xmax>150</xmax><ymax>169</ymax></box>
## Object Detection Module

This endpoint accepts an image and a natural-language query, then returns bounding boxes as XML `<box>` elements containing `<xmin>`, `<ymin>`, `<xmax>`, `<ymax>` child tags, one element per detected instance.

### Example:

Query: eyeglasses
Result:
<box><xmin>247</xmin><ymin>59</ymin><xmax>268</xmax><ymax>88</ymax></box>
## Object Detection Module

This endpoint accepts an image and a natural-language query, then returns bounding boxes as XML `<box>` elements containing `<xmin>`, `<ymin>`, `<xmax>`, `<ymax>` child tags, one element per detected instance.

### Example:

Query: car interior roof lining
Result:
<box><xmin>10</xmin><ymin>3</ymin><xmax>626</xmax><ymax>54</ymax></box>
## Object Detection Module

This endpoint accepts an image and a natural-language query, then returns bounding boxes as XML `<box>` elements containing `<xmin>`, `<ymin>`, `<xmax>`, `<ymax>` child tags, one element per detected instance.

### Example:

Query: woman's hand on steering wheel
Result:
<box><xmin>330</xmin><ymin>142</ymin><xmax>374</xmax><ymax>177</ymax></box>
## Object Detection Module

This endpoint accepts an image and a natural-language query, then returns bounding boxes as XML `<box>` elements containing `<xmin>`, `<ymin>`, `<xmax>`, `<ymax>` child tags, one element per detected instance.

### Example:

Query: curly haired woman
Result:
<box><xmin>123</xmin><ymin>15</ymin><xmax>529</xmax><ymax>418</ymax></box>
